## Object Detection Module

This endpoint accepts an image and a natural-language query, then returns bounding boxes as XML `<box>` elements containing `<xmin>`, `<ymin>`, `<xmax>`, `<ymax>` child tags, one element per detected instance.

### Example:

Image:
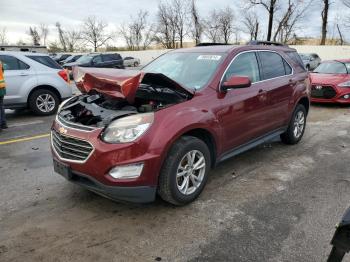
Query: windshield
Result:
<box><xmin>314</xmin><ymin>61</ymin><xmax>350</xmax><ymax>74</ymax></box>
<box><xmin>142</xmin><ymin>52</ymin><xmax>225</xmax><ymax>90</ymax></box>
<box><xmin>76</xmin><ymin>55</ymin><xmax>94</xmax><ymax>64</ymax></box>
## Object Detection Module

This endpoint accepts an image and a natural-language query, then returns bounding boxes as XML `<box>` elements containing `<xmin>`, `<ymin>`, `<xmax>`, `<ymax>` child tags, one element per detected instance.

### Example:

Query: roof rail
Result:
<box><xmin>196</xmin><ymin>43</ymin><xmax>231</xmax><ymax>47</ymax></box>
<box><xmin>247</xmin><ymin>41</ymin><xmax>288</xmax><ymax>47</ymax></box>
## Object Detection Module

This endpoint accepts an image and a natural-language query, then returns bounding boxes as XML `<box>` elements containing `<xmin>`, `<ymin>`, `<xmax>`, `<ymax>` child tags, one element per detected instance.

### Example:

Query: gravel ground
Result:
<box><xmin>0</xmin><ymin>104</ymin><xmax>350</xmax><ymax>262</ymax></box>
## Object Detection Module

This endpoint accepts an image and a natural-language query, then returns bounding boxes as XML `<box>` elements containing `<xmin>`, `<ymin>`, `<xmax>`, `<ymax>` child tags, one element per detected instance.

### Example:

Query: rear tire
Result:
<box><xmin>158</xmin><ymin>136</ymin><xmax>211</xmax><ymax>205</ymax></box>
<box><xmin>28</xmin><ymin>89</ymin><xmax>60</xmax><ymax>116</ymax></box>
<box><xmin>280</xmin><ymin>104</ymin><xmax>307</xmax><ymax>145</ymax></box>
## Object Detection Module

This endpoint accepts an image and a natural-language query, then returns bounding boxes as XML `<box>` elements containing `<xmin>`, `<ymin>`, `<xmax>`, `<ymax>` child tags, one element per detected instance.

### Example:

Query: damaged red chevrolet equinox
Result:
<box><xmin>51</xmin><ymin>43</ymin><xmax>310</xmax><ymax>205</ymax></box>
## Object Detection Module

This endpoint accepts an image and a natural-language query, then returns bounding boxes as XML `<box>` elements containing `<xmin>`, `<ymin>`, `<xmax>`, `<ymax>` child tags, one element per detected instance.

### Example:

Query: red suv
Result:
<box><xmin>51</xmin><ymin>44</ymin><xmax>310</xmax><ymax>205</ymax></box>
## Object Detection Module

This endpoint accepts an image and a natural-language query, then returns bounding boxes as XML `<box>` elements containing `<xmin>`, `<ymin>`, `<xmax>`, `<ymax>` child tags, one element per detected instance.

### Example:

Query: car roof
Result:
<box><xmin>171</xmin><ymin>44</ymin><xmax>296</xmax><ymax>54</ymax></box>
<box><xmin>0</xmin><ymin>51</ymin><xmax>49</xmax><ymax>56</ymax></box>
<box><xmin>322</xmin><ymin>59</ymin><xmax>350</xmax><ymax>63</ymax></box>
<box><xmin>335</xmin><ymin>59</ymin><xmax>350</xmax><ymax>63</ymax></box>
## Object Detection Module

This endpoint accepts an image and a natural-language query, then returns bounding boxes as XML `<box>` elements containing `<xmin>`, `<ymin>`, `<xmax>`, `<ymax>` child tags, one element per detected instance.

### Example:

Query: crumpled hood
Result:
<box><xmin>72</xmin><ymin>67</ymin><xmax>194</xmax><ymax>104</ymax></box>
<box><xmin>73</xmin><ymin>67</ymin><xmax>142</xmax><ymax>103</ymax></box>
<box><xmin>310</xmin><ymin>73</ymin><xmax>350</xmax><ymax>86</ymax></box>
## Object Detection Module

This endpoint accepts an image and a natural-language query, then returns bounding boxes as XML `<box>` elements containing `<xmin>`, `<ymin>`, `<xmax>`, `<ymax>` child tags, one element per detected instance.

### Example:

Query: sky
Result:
<box><xmin>0</xmin><ymin>0</ymin><xmax>348</xmax><ymax>47</ymax></box>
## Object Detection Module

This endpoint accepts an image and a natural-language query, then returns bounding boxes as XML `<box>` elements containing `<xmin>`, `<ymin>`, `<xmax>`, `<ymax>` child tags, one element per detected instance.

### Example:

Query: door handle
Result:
<box><xmin>19</xmin><ymin>73</ymin><xmax>28</xmax><ymax>76</ymax></box>
<box><xmin>258</xmin><ymin>89</ymin><xmax>266</xmax><ymax>94</ymax></box>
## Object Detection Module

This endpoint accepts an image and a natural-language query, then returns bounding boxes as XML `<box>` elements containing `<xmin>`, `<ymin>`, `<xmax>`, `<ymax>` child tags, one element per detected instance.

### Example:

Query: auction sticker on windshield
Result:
<box><xmin>197</xmin><ymin>55</ymin><xmax>222</xmax><ymax>61</ymax></box>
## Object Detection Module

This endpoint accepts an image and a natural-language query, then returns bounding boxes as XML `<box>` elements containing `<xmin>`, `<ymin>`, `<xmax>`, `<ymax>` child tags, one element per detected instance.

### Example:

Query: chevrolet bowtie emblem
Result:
<box><xmin>58</xmin><ymin>126</ymin><xmax>67</xmax><ymax>134</ymax></box>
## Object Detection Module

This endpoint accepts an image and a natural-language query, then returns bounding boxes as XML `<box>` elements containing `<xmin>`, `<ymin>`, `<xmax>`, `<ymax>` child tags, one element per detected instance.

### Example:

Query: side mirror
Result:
<box><xmin>221</xmin><ymin>76</ymin><xmax>251</xmax><ymax>92</ymax></box>
<box><xmin>327</xmin><ymin>207</ymin><xmax>350</xmax><ymax>261</ymax></box>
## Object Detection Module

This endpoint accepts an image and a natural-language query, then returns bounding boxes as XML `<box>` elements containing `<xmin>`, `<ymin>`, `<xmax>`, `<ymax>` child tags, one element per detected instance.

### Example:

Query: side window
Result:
<box><xmin>104</xmin><ymin>54</ymin><xmax>121</xmax><ymax>61</ymax></box>
<box><xmin>92</xmin><ymin>55</ymin><xmax>102</xmax><ymax>63</ymax></box>
<box><xmin>18</xmin><ymin>60</ymin><xmax>30</xmax><ymax>70</ymax></box>
<box><xmin>224</xmin><ymin>52</ymin><xmax>260</xmax><ymax>83</ymax></box>
<box><xmin>286</xmin><ymin>51</ymin><xmax>305</xmax><ymax>70</ymax></box>
<box><xmin>0</xmin><ymin>55</ymin><xmax>29</xmax><ymax>70</ymax></box>
<box><xmin>283</xmin><ymin>60</ymin><xmax>292</xmax><ymax>75</ymax></box>
<box><xmin>259</xmin><ymin>52</ymin><xmax>287</xmax><ymax>80</ymax></box>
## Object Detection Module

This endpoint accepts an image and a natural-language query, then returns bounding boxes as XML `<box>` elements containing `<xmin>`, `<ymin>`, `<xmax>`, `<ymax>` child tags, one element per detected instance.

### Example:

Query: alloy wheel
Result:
<box><xmin>36</xmin><ymin>93</ymin><xmax>56</xmax><ymax>113</ymax></box>
<box><xmin>293</xmin><ymin>110</ymin><xmax>305</xmax><ymax>139</ymax></box>
<box><xmin>176</xmin><ymin>150</ymin><xmax>206</xmax><ymax>195</ymax></box>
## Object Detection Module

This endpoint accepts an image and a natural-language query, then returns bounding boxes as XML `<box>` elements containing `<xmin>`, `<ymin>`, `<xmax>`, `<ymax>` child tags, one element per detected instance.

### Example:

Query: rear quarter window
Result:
<box><xmin>286</xmin><ymin>51</ymin><xmax>306</xmax><ymax>70</ymax></box>
<box><xmin>27</xmin><ymin>56</ymin><xmax>62</xmax><ymax>69</ymax></box>
<box><xmin>258</xmin><ymin>52</ymin><xmax>287</xmax><ymax>80</ymax></box>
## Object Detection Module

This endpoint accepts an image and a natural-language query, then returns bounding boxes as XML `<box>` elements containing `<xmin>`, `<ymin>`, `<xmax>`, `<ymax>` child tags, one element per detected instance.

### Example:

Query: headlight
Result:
<box><xmin>102</xmin><ymin>113</ymin><xmax>154</xmax><ymax>143</ymax></box>
<box><xmin>338</xmin><ymin>81</ymin><xmax>350</xmax><ymax>88</ymax></box>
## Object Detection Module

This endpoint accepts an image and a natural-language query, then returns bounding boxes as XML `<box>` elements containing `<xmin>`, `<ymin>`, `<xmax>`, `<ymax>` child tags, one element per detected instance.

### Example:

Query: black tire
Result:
<box><xmin>158</xmin><ymin>136</ymin><xmax>211</xmax><ymax>205</ymax></box>
<box><xmin>306</xmin><ymin>65</ymin><xmax>310</xmax><ymax>71</ymax></box>
<box><xmin>280</xmin><ymin>104</ymin><xmax>307</xmax><ymax>145</ymax></box>
<box><xmin>28</xmin><ymin>89</ymin><xmax>60</xmax><ymax>116</ymax></box>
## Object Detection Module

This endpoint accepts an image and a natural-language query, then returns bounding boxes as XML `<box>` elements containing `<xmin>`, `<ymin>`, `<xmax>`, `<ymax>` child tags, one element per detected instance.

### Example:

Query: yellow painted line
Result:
<box><xmin>0</xmin><ymin>133</ymin><xmax>50</xmax><ymax>145</ymax></box>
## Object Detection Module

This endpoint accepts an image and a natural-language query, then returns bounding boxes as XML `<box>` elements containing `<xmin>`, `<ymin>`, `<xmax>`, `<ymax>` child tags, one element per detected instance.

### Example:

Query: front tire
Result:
<box><xmin>281</xmin><ymin>104</ymin><xmax>307</xmax><ymax>145</ymax></box>
<box><xmin>28</xmin><ymin>89</ymin><xmax>60</xmax><ymax>116</ymax></box>
<box><xmin>158</xmin><ymin>136</ymin><xmax>211</xmax><ymax>205</ymax></box>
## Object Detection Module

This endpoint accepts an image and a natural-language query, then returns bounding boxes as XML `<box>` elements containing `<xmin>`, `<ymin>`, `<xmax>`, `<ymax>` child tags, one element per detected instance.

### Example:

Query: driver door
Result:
<box><xmin>216</xmin><ymin>51</ymin><xmax>269</xmax><ymax>152</ymax></box>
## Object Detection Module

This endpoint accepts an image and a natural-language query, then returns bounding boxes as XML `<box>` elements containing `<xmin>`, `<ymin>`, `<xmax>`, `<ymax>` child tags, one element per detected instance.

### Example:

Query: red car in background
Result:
<box><xmin>310</xmin><ymin>59</ymin><xmax>350</xmax><ymax>104</ymax></box>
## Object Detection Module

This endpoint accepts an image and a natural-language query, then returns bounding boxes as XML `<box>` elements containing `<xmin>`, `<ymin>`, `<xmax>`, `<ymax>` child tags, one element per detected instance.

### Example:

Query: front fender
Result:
<box><xmin>146</xmin><ymin>105</ymin><xmax>222</xmax><ymax>172</ymax></box>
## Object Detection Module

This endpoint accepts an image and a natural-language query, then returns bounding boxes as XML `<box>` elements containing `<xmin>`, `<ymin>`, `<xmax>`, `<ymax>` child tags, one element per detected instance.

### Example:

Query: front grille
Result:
<box><xmin>311</xmin><ymin>85</ymin><xmax>336</xmax><ymax>99</ymax></box>
<box><xmin>57</xmin><ymin>114</ymin><xmax>97</xmax><ymax>132</ymax></box>
<box><xmin>51</xmin><ymin>129</ymin><xmax>93</xmax><ymax>162</ymax></box>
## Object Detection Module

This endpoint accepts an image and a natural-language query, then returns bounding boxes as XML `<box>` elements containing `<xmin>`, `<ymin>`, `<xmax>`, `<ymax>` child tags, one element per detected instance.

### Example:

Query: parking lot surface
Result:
<box><xmin>0</xmin><ymin>104</ymin><xmax>350</xmax><ymax>262</ymax></box>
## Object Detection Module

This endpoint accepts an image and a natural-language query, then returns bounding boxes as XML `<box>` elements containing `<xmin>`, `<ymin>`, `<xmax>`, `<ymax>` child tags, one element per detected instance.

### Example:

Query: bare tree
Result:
<box><xmin>204</xmin><ymin>10</ymin><xmax>222</xmax><ymax>43</ymax></box>
<box><xmin>39</xmin><ymin>23</ymin><xmax>49</xmax><ymax>46</ymax></box>
<box><xmin>243</xmin><ymin>12</ymin><xmax>260</xmax><ymax>41</ymax></box>
<box><xmin>320</xmin><ymin>0</ymin><xmax>329</xmax><ymax>45</ymax></box>
<box><xmin>28</xmin><ymin>27</ymin><xmax>41</xmax><ymax>45</ymax></box>
<box><xmin>342</xmin><ymin>0</ymin><xmax>350</xmax><ymax>28</ymax></box>
<box><xmin>120</xmin><ymin>10</ymin><xmax>154</xmax><ymax>50</ymax></box>
<box><xmin>0</xmin><ymin>27</ymin><xmax>7</xmax><ymax>44</ymax></box>
<box><xmin>81</xmin><ymin>16</ymin><xmax>111</xmax><ymax>51</ymax></box>
<box><xmin>66</xmin><ymin>30</ymin><xmax>81</xmax><ymax>52</ymax></box>
<box><xmin>218</xmin><ymin>7</ymin><xmax>235</xmax><ymax>44</ymax></box>
<box><xmin>337</xmin><ymin>24</ymin><xmax>344</xmax><ymax>45</ymax></box>
<box><xmin>249</xmin><ymin>0</ymin><xmax>279</xmax><ymax>41</ymax></box>
<box><xmin>172</xmin><ymin>0</ymin><xmax>189</xmax><ymax>48</ymax></box>
<box><xmin>190</xmin><ymin>0</ymin><xmax>203</xmax><ymax>45</ymax></box>
<box><xmin>56</xmin><ymin>22</ymin><xmax>67</xmax><ymax>51</ymax></box>
<box><xmin>273</xmin><ymin>0</ymin><xmax>313</xmax><ymax>43</ymax></box>
<box><xmin>155</xmin><ymin>1</ymin><xmax>177</xmax><ymax>48</ymax></box>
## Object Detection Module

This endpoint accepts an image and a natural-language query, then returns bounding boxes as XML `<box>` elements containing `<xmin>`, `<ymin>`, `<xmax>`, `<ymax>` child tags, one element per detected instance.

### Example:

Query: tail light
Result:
<box><xmin>58</xmin><ymin>70</ymin><xmax>69</xmax><ymax>83</ymax></box>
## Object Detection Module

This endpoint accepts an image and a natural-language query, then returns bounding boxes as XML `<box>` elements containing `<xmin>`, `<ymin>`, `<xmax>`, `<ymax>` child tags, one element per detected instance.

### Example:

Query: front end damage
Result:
<box><xmin>59</xmin><ymin>67</ymin><xmax>193</xmax><ymax>129</ymax></box>
<box><xmin>51</xmin><ymin>67</ymin><xmax>194</xmax><ymax>203</ymax></box>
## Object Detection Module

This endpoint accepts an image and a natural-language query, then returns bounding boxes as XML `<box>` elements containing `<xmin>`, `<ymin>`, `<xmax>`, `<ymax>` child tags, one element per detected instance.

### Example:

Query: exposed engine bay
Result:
<box><xmin>59</xmin><ymin>72</ymin><xmax>193</xmax><ymax>128</ymax></box>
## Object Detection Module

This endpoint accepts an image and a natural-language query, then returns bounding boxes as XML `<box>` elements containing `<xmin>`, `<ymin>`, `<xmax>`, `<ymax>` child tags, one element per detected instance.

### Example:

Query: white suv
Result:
<box><xmin>0</xmin><ymin>51</ymin><xmax>72</xmax><ymax>115</ymax></box>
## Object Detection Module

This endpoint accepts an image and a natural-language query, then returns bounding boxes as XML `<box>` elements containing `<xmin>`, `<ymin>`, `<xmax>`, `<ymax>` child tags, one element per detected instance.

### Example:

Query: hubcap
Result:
<box><xmin>293</xmin><ymin>111</ymin><xmax>305</xmax><ymax>139</ymax></box>
<box><xmin>36</xmin><ymin>94</ymin><xmax>55</xmax><ymax>113</ymax></box>
<box><xmin>176</xmin><ymin>150</ymin><xmax>206</xmax><ymax>195</ymax></box>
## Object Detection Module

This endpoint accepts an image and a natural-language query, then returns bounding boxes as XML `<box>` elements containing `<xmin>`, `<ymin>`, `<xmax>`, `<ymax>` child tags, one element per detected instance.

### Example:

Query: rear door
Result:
<box><xmin>102</xmin><ymin>54</ymin><xmax>122</xmax><ymax>68</ymax></box>
<box><xmin>218</xmin><ymin>51</ymin><xmax>270</xmax><ymax>151</ymax></box>
<box><xmin>257</xmin><ymin>51</ymin><xmax>294</xmax><ymax>131</ymax></box>
<box><xmin>91</xmin><ymin>55</ymin><xmax>104</xmax><ymax>67</ymax></box>
<box><xmin>0</xmin><ymin>54</ymin><xmax>35</xmax><ymax>105</ymax></box>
